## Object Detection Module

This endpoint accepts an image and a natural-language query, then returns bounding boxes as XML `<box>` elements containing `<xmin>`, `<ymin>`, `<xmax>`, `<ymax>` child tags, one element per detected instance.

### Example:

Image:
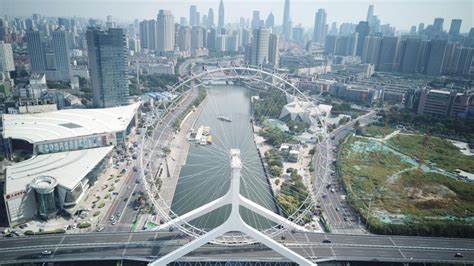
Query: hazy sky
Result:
<box><xmin>1</xmin><ymin>0</ymin><xmax>472</xmax><ymax>32</ymax></box>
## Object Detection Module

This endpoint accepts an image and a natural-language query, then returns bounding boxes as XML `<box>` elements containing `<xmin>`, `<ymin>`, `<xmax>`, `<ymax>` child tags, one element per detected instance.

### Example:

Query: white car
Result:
<box><xmin>41</xmin><ymin>250</ymin><xmax>52</xmax><ymax>255</ymax></box>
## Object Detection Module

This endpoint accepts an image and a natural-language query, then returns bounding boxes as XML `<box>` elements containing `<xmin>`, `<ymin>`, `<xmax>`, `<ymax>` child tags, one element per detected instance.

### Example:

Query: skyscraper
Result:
<box><xmin>191</xmin><ymin>26</ymin><xmax>204</xmax><ymax>50</ymax></box>
<box><xmin>366</xmin><ymin>5</ymin><xmax>374</xmax><ymax>22</ymax></box>
<box><xmin>207</xmin><ymin>8</ymin><xmax>214</xmax><ymax>28</ymax></box>
<box><xmin>178</xmin><ymin>26</ymin><xmax>191</xmax><ymax>51</ymax></box>
<box><xmin>362</xmin><ymin>36</ymin><xmax>381</xmax><ymax>64</ymax></box>
<box><xmin>26</xmin><ymin>29</ymin><xmax>46</xmax><ymax>73</ymax></box>
<box><xmin>157</xmin><ymin>10</ymin><xmax>175</xmax><ymax>53</ymax></box>
<box><xmin>448</xmin><ymin>19</ymin><xmax>462</xmax><ymax>36</ymax></box>
<box><xmin>423</xmin><ymin>39</ymin><xmax>447</xmax><ymax>75</ymax></box>
<box><xmin>189</xmin><ymin>5</ymin><xmax>198</xmax><ymax>27</ymax></box>
<box><xmin>218</xmin><ymin>0</ymin><xmax>224</xmax><ymax>31</ymax></box>
<box><xmin>313</xmin><ymin>9</ymin><xmax>327</xmax><ymax>43</ymax></box>
<box><xmin>252</xmin><ymin>11</ymin><xmax>261</xmax><ymax>29</ymax></box>
<box><xmin>51</xmin><ymin>27</ymin><xmax>71</xmax><ymax>81</ymax></box>
<box><xmin>0</xmin><ymin>41</ymin><xmax>15</xmax><ymax>72</ymax></box>
<box><xmin>268</xmin><ymin>33</ymin><xmax>279</xmax><ymax>66</ymax></box>
<box><xmin>355</xmin><ymin>21</ymin><xmax>370</xmax><ymax>56</ymax></box>
<box><xmin>139</xmin><ymin>19</ymin><xmax>157</xmax><ymax>50</ymax></box>
<box><xmin>86</xmin><ymin>27</ymin><xmax>129</xmax><ymax>108</ymax></box>
<box><xmin>250</xmin><ymin>28</ymin><xmax>270</xmax><ymax>65</ymax></box>
<box><xmin>376</xmin><ymin>36</ymin><xmax>399</xmax><ymax>72</ymax></box>
<box><xmin>265</xmin><ymin>13</ymin><xmax>275</xmax><ymax>31</ymax></box>
<box><xmin>399</xmin><ymin>38</ymin><xmax>422</xmax><ymax>73</ymax></box>
<box><xmin>433</xmin><ymin>18</ymin><xmax>444</xmax><ymax>32</ymax></box>
<box><xmin>282</xmin><ymin>0</ymin><xmax>290</xmax><ymax>39</ymax></box>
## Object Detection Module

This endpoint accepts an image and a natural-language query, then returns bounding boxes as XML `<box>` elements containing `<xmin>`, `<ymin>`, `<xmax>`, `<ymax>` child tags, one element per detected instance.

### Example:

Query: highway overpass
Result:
<box><xmin>0</xmin><ymin>231</ymin><xmax>473</xmax><ymax>265</ymax></box>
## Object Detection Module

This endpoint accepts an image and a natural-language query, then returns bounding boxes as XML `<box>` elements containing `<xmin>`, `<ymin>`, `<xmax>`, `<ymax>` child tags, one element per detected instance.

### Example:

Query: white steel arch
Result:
<box><xmin>139</xmin><ymin>65</ymin><xmax>332</xmax><ymax>247</ymax></box>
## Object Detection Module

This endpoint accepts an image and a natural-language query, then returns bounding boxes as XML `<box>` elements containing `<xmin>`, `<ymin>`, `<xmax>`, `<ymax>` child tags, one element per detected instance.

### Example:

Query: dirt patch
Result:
<box><xmin>405</xmin><ymin>183</ymin><xmax>456</xmax><ymax>202</ymax></box>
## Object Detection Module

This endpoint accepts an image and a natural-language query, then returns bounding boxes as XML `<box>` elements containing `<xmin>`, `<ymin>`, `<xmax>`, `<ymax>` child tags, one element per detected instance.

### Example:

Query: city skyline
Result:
<box><xmin>1</xmin><ymin>0</ymin><xmax>472</xmax><ymax>33</ymax></box>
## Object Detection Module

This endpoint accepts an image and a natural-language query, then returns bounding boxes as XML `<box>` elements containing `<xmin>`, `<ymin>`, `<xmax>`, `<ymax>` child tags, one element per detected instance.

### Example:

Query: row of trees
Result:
<box><xmin>264</xmin><ymin>149</ymin><xmax>283</xmax><ymax>177</ymax></box>
<box><xmin>277</xmin><ymin>169</ymin><xmax>311</xmax><ymax>222</ymax></box>
<box><xmin>253</xmin><ymin>91</ymin><xmax>287</xmax><ymax>123</ymax></box>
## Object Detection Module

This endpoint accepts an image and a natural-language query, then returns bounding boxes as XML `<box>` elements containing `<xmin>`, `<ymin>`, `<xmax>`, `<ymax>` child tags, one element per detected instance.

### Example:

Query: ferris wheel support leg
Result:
<box><xmin>239</xmin><ymin>195</ymin><xmax>307</xmax><ymax>232</ymax></box>
<box><xmin>150</xmin><ymin>224</ymin><xmax>227</xmax><ymax>266</ymax></box>
<box><xmin>154</xmin><ymin>195</ymin><xmax>228</xmax><ymax>231</ymax></box>
<box><xmin>240</xmin><ymin>220</ymin><xmax>316</xmax><ymax>266</ymax></box>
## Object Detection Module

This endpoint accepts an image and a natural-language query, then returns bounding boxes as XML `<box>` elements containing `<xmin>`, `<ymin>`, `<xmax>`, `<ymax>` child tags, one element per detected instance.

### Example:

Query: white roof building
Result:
<box><xmin>2</xmin><ymin>102</ymin><xmax>140</xmax><ymax>144</ymax></box>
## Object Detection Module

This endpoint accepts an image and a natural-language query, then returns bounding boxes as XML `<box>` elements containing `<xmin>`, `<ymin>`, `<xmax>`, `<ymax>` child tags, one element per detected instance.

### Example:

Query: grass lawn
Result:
<box><xmin>387</xmin><ymin>134</ymin><xmax>474</xmax><ymax>173</ymax></box>
<box><xmin>362</xmin><ymin>125</ymin><xmax>395</xmax><ymax>138</ymax></box>
<box><xmin>340</xmin><ymin>135</ymin><xmax>474</xmax><ymax>222</ymax></box>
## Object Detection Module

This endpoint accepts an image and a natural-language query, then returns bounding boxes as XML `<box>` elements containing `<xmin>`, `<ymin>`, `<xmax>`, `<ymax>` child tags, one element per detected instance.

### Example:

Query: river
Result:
<box><xmin>171</xmin><ymin>85</ymin><xmax>277</xmax><ymax>230</ymax></box>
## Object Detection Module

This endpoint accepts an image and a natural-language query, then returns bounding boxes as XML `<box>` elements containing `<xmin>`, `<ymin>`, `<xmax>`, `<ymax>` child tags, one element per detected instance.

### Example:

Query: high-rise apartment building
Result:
<box><xmin>433</xmin><ymin>18</ymin><xmax>444</xmax><ymax>32</ymax></box>
<box><xmin>139</xmin><ymin>19</ymin><xmax>157</xmax><ymax>50</ymax></box>
<box><xmin>0</xmin><ymin>41</ymin><xmax>15</xmax><ymax>72</ymax></box>
<box><xmin>398</xmin><ymin>38</ymin><xmax>422</xmax><ymax>74</ymax></box>
<box><xmin>423</xmin><ymin>39</ymin><xmax>447</xmax><ymax>75</ymax></box>
<box><xmin>178</xmin><ymin>26</ymin><xmax>191</xmax><ymax>51</ymax></box>
<box><xmin>157</xmin><ymin>10</ymin><xmax>175</xmax><ymax>53</ymax></box>
<box><xmin>448</xmin><ymin>19</ymin><xmax>462</xmax><ymax>36</ymax></box>
<box><xmin>86</xmin><ymin>27</ymin><xmax>129</xmax><ymax>108</ymax></box>
<box><xmin>191</xmin><ymin>26</ymin><xmax>204</xmax><ymax>50</ymax></box>
<box><xmin>376</xmin><ymin>36</ymin><xmax>399</xmax><ymax>72</ymax></box>
<box><xmin>355</xmin><ymin>21</ymin><xmax>370</xmax><ymax>56</ymax></box>
<box><xmin>268</xmin><ymin>33</ymin><xmax>279</xmax><ymax>66</ymax></box>
<box><xmin>313</xmin><ymin>9</ymin><xmax>327</xmax><ymax>43</ymax></box>
<box><xmin>361</xmin><ymin>36</ymin><xmax>381</xmax><ymax>64</ymax></box>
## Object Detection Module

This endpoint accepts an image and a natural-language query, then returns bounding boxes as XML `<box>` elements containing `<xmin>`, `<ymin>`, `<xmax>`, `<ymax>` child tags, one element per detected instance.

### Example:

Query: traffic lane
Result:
<box><xmin>0</xmin><ymin>235</ymin><xmax>64</xmax><ymax>248</ymax></box>
<box><xmin>61</xmin><ymin>233</ymin><xmax>131</xmax><ymax>245</ymax></box>
<box><xmin>332</xmin><ymin>246</ymin><xmax>402</xmax><ymax>259</ymax></box>
<box><xmin>391</xmin><ymin>236</ymin><xmax>474</xmax><ymax>249</ymax></box>
<box><xmin>400</xmin><ymin>248</ymin><xmax>474</xmax><ymax>263</ymax></box>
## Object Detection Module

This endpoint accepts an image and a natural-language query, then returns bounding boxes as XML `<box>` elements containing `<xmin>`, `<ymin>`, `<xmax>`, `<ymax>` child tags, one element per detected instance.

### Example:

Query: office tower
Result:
<box><xmin>178</xmin><ymin>26</ymin><xmax>191</xmax><ymax>51</ymax></box>
<box><xmin>265</xmin><ymin>13</ymin><xmax>274</xmax><ymax>31</ymax></box>
<box><xmin>180</xmin><ymin>17</ymin><xmax>188</xmax><ymax>26</ymax></box>
<box><xmin>418</xmin><ymin>23</ymin><xmax>425</xmax><ymax>33</ymax></box>
<box><xmin>366</xmin><ymin>5</ymin><xmax>374</xmax><ymax>22</ymax></box>
<box><xmin>449</xmin><ymin>19</ymin><xmax>462</xmax><ymax>36</ymax></box>
<box><xmin>190</xmin><ymin>5</ymin><xmax>198</xmax><ymax>26</ymax></box>
<box><xmin>329</xmin><ymin>22</ymin><xmax>338</xmax><ymax>35</ymax></box>
<box><xmin>268</xmin><ymin>34</ymin><xmax>279</xmax><ymax>66</ymax></box>
<box><xmin>433</xmin><ymin>18</ymin><xmax>444</xmax><ymax>32</ymax></box>
<box><xmin>282</xmin><ymin>0</ymin><xmax>290</xmax><ymax>39</ymax></box>
<box><xmin>324</xmin><ymin>35</ymin><xmax>337</xmax><ymax>54</ymax></box>
<box><xmin>362</xmin><ymin>36</ymin><xmax>381</xmax><ymax>64</ymax></box>
<box><xmin>207</xmin><ymin>27</ymin><xmax>217</xmax><ymax>51</ymax></box>
<box><xmin>51</xmin><ymin>28</ymin><xmax>71</xmax><ymax>81</ymax></box>
<box><xmin>339</xmin><ymin>23</ymin><xmax>355</xmax><ymax>36</ymax></box>
<box><xmin>58</xmin><ymin>18</ymin><xmax>71</xmax><ymax>29</ymax></box>
<box><xmin>0</xmin><ymin>41</ymin><xmax>15</xmax><ymax>72</ymax></box>
<box><xmin>312</xmin><ymin>8</ymin><xmax>327</xmax><ymax>43</ymax></box>
<box><xmin>410</xmin><ymin>26</ymin><xmax>417</xmax><ymax>35</ymax></box>
<box><xmin>423</xmin><ymin>39</ymin><xmax>447</xmax><ymax>75</ymax></box>
<box><xmin>399</xmin><ymin>38</ymin><xmax>422</xmax><ymax>73</ymax></box>
<box><xmin>241</xmin><ymin>28</ymin><xmax>251</xmax><ymax>46</ymax></box>
<box><xmin>191</xmin><ymin>26</ymin><xmax>204</xmax><ymax>50</ymax></box>
<box><xmin>26</xmin><ymin>29</ymin><xmax>47</xmax><ymax>73</ymax></box>
<box><xmin>207</xmin><ymin>8</ymin><xmax>214</xmax><ymax>28</ymax></box>
<box><xmin>376</xmin><ymin>36</ymin><xmax>399</xmax><ymax>72</ymax></box>
<box><xmin>252</xmin><ymin>11</ymin><xmax>261</xmax><ymax>29</ymax></box>
<box><xmin>250</xmin><ymin>28</ymin><xmax>270</xmax><ymax>65</ymax></box>
<box><xmin>292</xmin><ymin>25</ymin><xmax>304</xmax><ymax>44</ymax></box>
<box><xmin>139</xmin><ymin>20</ymin><xmax>157</xmax><ymax>50</ymax></box>
<box><xmin>218</xmin><ymin>0</ymin><xmax>224</xmax><ymax>31</ymax></box>
<box><xmin>355</xmin><ymin>21</ymin><xmax>370</xmax><ymax>56</ymax></box>
<box><xmin>346</xmin><ymin>33</ymin><xmax>358</xmax><ymax>56</ymax></box>
<box><xmin>449</xmin><ymin>47</ymin><xmax>474</xmax><ymax>74</ymax></box>
<box><xmin>86</xmin><ymin>27</ymin><xmax>129</xmax><ymax>108</ymax></box>
<box><xmin>157</xmin><ymin>10</ymin><xmax>175</xmax><ymax>53</ymax></box>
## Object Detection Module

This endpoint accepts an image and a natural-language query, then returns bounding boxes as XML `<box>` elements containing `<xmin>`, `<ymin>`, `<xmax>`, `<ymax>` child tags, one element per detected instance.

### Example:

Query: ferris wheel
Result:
<box><xmin>138</xmin><ymin>64</ymin><xmax>331</xmax><ymax>265</ymax></box>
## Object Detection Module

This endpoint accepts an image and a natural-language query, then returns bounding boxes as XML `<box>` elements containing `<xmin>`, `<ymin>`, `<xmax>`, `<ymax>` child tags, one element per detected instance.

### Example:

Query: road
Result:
<box><xmin>0</xmin><ymin>231</ymin><xmax>473</xmax><ymax>264</ymax></box>
<box><xmin>314</xmin><ymin>110</ymin><xmax>378</xmax><ymax>234</ymax></box>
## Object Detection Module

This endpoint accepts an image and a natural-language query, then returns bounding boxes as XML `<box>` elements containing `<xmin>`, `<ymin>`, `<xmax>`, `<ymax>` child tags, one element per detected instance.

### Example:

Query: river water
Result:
<box><xmin>171</xmin><ymin>85</ymin><xmax>277</xmax><ymax>230</ymax></box>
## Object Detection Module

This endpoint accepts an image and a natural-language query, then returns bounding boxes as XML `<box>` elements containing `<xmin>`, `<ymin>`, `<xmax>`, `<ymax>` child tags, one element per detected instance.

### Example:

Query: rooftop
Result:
<box><xmin>2</xmin><ymin>102</ymin><xmax>140</xmax><ymax>144</ymax></box>
<box><xmin>5</xmin><ymin>146</ymin><xmax>114</xmax><ymax>194</ymax></box>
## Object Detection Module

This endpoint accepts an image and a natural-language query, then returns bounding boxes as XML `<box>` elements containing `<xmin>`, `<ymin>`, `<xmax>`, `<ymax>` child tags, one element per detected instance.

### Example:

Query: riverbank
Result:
<box><xmin>153</xmin><ymin>95</ymin><xmax>208</xmax><ymax>223</ymax></box>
